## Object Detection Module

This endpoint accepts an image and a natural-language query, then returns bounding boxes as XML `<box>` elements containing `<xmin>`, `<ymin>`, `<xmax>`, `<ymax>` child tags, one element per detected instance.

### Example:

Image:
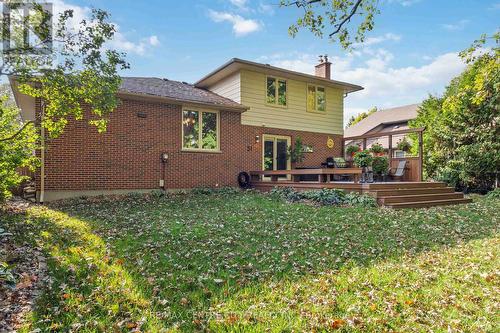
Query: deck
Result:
<box><xmin>251</xmin><ymin>180</ymin><xmax>472</xmax><ymax>209</ymax></box>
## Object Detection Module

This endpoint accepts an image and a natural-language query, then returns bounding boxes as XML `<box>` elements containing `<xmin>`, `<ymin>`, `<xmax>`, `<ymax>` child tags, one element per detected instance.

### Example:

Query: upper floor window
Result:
<box><xmin>307</xmin><ymin>85</ymin><xmax>326</xmax><ymax>112</ymax></box>
<box><xmin>266</xmin><ymin>77</ymin><xmax>287</xmax><ymax>106</ymax></box>
<box><xmin>182</xmin><ymin>109</ymin><xmax>219</xmax><ymax>151</ymax></box>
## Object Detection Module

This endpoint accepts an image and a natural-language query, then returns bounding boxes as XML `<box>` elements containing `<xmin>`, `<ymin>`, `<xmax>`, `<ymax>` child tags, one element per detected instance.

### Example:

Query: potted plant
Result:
<box><xmin>353</xmin><ymin>150</ymin><xmax>374</xmax><ymax>183</ymax></box>
<box><xmin>396</xmin><ymin>137</ymin><xmax>412</xmax><ymax>152</ymax></box>
<box><xmin>370</xmin><ymin>143</ymin><xmax>385</xmax><ymax>156</ymax></box>
<box><xmin>288</xmin><ymin>137</ymin><xmax>306</xmax><ymax>165</ymax></box>
<box><xmin>372</xmin><ymin>156</ymin><xmax>389</xmax><ymax>182</ymax></box>
<box><xmin>346</xmin><ymin>145</ymin><xmax>361</xmax><ymax>160</ymax></box>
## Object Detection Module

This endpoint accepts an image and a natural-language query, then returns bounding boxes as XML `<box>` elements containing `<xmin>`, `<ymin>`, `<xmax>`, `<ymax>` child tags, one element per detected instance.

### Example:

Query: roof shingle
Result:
<box><xmin>120</xmin><ymin>77</ymin><xmax>245</xmax><ymax>110</ymax></box>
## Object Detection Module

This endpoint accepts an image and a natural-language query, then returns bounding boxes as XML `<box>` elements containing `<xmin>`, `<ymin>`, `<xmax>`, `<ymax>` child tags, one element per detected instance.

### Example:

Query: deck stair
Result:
<box><xmin>370</xmin><ymin>183</ymin><xmax>471</xmax><ymax>209</ymax></box>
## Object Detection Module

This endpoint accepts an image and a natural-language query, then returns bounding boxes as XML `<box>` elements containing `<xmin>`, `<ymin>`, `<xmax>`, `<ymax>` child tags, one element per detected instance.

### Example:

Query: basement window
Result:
<box><xmin>182</xmin><ymin>109</ymin><xmax>219</xmax><ymax>151</ymax></box>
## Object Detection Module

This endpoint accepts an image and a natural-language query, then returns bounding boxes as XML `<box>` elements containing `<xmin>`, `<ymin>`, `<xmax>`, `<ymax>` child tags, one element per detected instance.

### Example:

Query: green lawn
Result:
<box><xmin>2</xmin><ymin>191</ymin><xmax>499</xmax><ymax>332</ymax></box>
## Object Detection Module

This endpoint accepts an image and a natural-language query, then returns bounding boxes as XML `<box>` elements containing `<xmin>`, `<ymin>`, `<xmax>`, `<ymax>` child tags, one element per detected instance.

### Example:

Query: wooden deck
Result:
<box><xmin>251</xmin><ymin>180</ymin><xmax>471</xmax><ymax>209</ymax></box>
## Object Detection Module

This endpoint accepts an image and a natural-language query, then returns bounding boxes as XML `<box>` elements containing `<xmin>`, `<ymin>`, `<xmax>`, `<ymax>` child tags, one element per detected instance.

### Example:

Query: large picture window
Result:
<box><xmin>182</xmin><ymin>109</ymin><xmax>219</xmax><ymax>151</ymax></box>
<box><xmin>307</xmin><ymin>85</ymin><xmax>326</xmax><ymax>112</ymax></box>
<box><xmin>266</xmin><ymin>76</ymin><xmax>287</xmax><ymax>106</ymax></box>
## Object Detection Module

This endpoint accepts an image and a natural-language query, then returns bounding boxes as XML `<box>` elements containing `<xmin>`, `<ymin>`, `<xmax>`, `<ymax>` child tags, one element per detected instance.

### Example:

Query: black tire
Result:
<box><xmin>237</xmin><ymin>171</ymin><xmax>251</xmax><ymax>189</ymax></box>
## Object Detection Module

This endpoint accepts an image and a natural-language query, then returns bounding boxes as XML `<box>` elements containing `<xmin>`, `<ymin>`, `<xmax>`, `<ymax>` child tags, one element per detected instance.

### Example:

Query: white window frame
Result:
<box><xmin>307</xmin><ymin>84</ymin><xmax>327</xmax><ymax>113</ymax></box>
<box><xmin>181</xmin><ymin>107</ymin><xmax>220</xmax><ymax>152</ymax></box>
<box><xmin>265</xmin><ymin>76</ymin><xmax>288</xmax><ymax>108</ymax></box>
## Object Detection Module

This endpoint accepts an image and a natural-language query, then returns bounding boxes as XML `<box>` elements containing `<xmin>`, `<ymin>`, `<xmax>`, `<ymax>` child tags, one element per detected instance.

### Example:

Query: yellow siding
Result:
<box><xmin>240</xmin><ymin>70</ymin><xmax>344</xmax><ymax>135</ymax></box>
<box><xmin>207</xmin><ymin>72</ymin><xmax>241</xmax><ymax>103</ymax></box>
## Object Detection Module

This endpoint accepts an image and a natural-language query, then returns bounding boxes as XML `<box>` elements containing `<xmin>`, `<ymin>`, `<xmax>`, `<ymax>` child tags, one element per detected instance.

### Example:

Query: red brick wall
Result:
<box><xmin>37</xmin><ymin>97</ymin><xmax>342</xmax><ymax>191</ymax></box>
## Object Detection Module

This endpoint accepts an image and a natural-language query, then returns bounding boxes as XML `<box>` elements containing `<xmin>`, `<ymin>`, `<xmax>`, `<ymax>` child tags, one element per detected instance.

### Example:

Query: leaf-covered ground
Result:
<box><xmin>1</xmin><ymin>192</ymin><xmax>499</xmax><ymax>332</ymax></box>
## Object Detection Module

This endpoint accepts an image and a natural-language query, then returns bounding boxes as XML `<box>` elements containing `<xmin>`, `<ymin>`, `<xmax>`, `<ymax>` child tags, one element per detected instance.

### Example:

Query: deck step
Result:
<box><xmin>379</xmin><ymin>192</ymin><xmax>465</xmax><ymax>205</ymax></box>
<box><xmin>386</xmin><ymin>198</ymin><xmax>472</xmax><ymax>209</ymax></box>
<box><xmin>364</xmin><ymin>182</ymin><xmax>447</xmax><ymax>190</ymax></box>
<box><xmin>372</xmin><ymin>187</ymin><xmax>455</xmax><ymax>197</ymax></box>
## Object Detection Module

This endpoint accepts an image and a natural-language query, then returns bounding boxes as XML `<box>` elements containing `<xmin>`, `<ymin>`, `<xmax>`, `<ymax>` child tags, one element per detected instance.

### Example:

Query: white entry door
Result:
<box><xmin>262</xmin><ymin>134</ymin><xmax>291</xmax><ymax>181</ymax></box>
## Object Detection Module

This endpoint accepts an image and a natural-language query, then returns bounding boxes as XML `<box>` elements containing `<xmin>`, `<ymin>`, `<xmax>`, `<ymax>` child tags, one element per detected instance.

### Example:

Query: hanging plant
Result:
<box><xmin>396</xmin><ymin>137</ymin><xmax>412</xmax><ymax>152</ymax></box>
<box><xmin>346</xmin><ymin>145</ymin><xmax>361</xmax><ymax>157</ymax></box>
<box><xmin>370</xmin><ymin>143</ymin><xmax>385</xmax><ymax>155</ymax></box>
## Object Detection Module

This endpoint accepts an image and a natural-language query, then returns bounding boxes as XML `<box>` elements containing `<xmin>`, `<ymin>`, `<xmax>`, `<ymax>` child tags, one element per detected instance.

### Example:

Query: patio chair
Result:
<box><xmin>389</xmin><ymin>160</ymin><xmax>408</xmax><ymax>181</ymax></box>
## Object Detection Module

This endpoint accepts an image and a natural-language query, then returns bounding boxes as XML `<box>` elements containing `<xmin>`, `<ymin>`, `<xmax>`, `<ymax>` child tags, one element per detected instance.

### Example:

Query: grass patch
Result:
<box><xmin>1</xmin><ymin>192</ymin><xmax>498</xmax><ymax>332</ymax></box>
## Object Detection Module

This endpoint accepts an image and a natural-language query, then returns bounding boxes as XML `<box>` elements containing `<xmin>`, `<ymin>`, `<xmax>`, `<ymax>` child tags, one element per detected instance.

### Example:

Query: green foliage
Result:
<box><xmin>0</xmin><ymin>97</ymin><xmax>38</xmax><ymax>202</ymax></box>
<box><xmin>0</xmin><ymin>262</ymin><xmax>16</xmax><ymax>288</ymax></box>
<box><xmin>269</xmin><ymin>187</ymin><xmax>376</xmax><ymax>207</ymax></box>
<box><xmin>370</xmin><ymin>143</ymin><xmax>384</xmax><ymax>154</ymax></box>
<box><xmin>287</xmin><ymin>136</ymin><xmax>308</xmax><ymax>163</ymax></box>
<box><xmin>486</xmin><ymin>188</ymin><xmax>500</xmax><ymax>199</ymax></box>
<box><xmin>346</xmin><ymin>144</ymin><xmax>361</xmax><ymax>155</ymax></box>
<box><xmin>353</xmin><ymin>150</ymin><xmax>373</xmax><ymax>168</ymax></box>
<box><xmin>344</xmin><ymin>192</ymin><xmax>377</xmax><ymax>207</ymax></box>
<box><xmin>302</xmin><ymin>188</ymin><xmax>346</xmax><ymax>205</ymax></box>
<box><xmin>372</xmin><ymin>156</ymin><xmax>389</xmax><ymax>175</ymax></box>
<box><xmin>396</xmin><ymin>137</ymin><xmax>412</xmax><ymax>152</ymax></box>
<box><xmin>410</xmin><ymin>32</ymin><xmax>500</xmax><ymax>192</ymax></box>
<box><xmin>11</xmin><ymin>7</ymin><xmax>129</xmax><ymax>137</ymax></box>
<box><xmin>281</xmin><ymin>0</ymin><xmax>379</xmax><ymax>50</ymax></box>
<box><xmin>346</xmin><ymin>106</ymin><xmax>377</xmax><ymax>128</ymax></box>
<box><xmin>191</xmin><ymin>187</ymin><xmax>240</xmax><ymax>195</ymax></box>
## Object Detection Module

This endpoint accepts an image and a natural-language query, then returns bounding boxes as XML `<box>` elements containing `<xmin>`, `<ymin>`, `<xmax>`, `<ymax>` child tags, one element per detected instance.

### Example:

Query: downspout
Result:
<box><xmin>39</xmin><ymin>100</ymin><xmax>45</xmax><ymax>203</ymax></box>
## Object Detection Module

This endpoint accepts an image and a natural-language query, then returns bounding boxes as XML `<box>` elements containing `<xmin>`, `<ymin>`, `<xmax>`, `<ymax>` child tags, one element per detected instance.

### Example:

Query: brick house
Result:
<box><xmin>11</xmin><ymin>57</ymin><xmax>363</xmax><ymax>202</ymax></box>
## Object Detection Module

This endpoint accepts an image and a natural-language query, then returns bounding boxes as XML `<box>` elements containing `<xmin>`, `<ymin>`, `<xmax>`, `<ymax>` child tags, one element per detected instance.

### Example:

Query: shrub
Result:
<box><xmin>302</xmin><ymin>188</ymin><xmax>346</xmax><ymax>205</ymax></box>
<box><xmin>344</xmin><ymin>192</ymin><xmax>377</xmax><ymax>207</ymax></box>
<box><xmin>486</xmin><ymin>188</ymin><xmax>500</xmax><ymax>199</ymax></box>
<box><xmin>372</xmin><ymin>156</ymin><xmax>389</xmax><ymax>175</ymax></box>
<box><xmin>353</xmin><ymin>150</ymin><xmax>373</xmax><ymax>168</ymax></box>
<box><xmin>269</xmin><ymin>187</ymin><xmax>304</xmax><ymax>202</ymax></box>
<box><xmin>192</xmin><ymin>187</ymin><xmax>240</xmax><ymax>195</ymax></box>
<box><xmin>269</xmin><ymin>187</ymin><xmax>377</xmax><ymax>208</ymax></box>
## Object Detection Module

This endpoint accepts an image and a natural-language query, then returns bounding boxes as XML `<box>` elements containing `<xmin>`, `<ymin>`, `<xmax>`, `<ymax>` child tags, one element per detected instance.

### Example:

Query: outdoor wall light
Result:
<box><xmin>161</xmin><ymin>152</ymin><xmax>169</xmax><ymax>163</ymax></box>
<box><xmin>255</xmin><ymin>135</ymin><xmax>260</xmax><ymax>144</ymax></box>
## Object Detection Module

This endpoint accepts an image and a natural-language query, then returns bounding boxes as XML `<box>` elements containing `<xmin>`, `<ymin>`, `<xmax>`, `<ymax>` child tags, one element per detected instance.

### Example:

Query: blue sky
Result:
<box><xmin>57</xmin><ymin>0</ymin><xmax>499</xmax><ymax>124</ymax></box>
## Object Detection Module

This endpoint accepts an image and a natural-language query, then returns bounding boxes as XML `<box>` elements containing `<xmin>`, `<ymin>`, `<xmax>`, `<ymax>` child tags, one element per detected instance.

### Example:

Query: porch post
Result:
<box><xmin>363</xmin><ymin>138</ymin><xmax>367</xmax><ymax>150</ymax></box>
<box><xmin>388</xmin><ymin>134</ymin><xmax>393</xmax><ymax>170</ymax></box>
<box><xmin>418</xmin><ymin>130</ymin><xmax>424</xmax><ymax>181</ymax></box>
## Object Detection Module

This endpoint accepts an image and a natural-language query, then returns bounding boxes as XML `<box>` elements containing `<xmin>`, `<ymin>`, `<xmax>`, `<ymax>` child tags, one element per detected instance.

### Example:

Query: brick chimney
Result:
<box><xmin>315</xmin><ymin>54</ymin><xmax>331</xmax><ymax>80</ymax></box>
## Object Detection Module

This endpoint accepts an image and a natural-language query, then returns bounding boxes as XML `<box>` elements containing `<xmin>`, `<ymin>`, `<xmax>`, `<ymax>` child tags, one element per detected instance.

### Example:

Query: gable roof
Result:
<box><xmin>194</xmin><ymin>58</ymin><xmax>363</xmax><ymax>94</ymax></box>
<box><xmin>344</xmin><ymin>104</ymin><xmax>420</xmax><ymax>138</ymax></box>
<box><xmin>119</xmin><ymin>77</ymin><xmax>247</xmax><ymax>111</ymax></box>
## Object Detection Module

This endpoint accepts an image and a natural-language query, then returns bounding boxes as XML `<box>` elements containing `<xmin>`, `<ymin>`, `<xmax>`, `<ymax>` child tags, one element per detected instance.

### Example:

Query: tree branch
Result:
<box><xmin>329</xmin><ymin>0</ymin><xmax>363</xmax><ymax>37</ymax></box>
<box><xmin>0</xmin><ymin>121</ymin><xmax>34</xmax><ymax>142</ymax></box>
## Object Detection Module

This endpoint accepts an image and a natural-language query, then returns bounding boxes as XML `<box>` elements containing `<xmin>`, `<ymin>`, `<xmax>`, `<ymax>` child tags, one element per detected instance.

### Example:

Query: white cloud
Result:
<box><xmin>258</xmin><ymin>2</ymin><xmax>275</xmax><ymax>15</ymax></box>
<box><xmin>148</xmin><ymin>35</ymin><xmax>160</xmax><ymax>46</ymax></box>
<box><xmin>353</xmin><ymin>33</ymin><xmax>401</xmax><ymax>47</ymax></box>
<box><xmin>52</xmin><ymin>0</ymin><xmax>160</xmax><ymax>56</ymax></box>
<box><xmin>208</xmin><ymin>10</ymin><xmax>262</xmax><ymax>36</ymax></box>
<box><xmin>441</xmin><ymin>19</ymin><xmax>469</xmax><ymax>31</ymax></box>
<box><xmin>229</xmin><ymin>0</ymin><xmax>249</xmax><ymax>10</ymax></box>
<box><xmin>387</xmin><ymin>0</ymin><xmax>421</xmax><ymax>6</ymax></box>
<box><xmin>262</xmin><ymin>50</ymin><xmax>466</xmax><ymax>126</ymax></box>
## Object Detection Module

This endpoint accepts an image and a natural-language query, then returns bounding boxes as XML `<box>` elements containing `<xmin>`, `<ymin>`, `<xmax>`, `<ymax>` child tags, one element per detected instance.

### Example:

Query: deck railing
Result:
<box><xmin>342</xmin><ymin>127</ymin><xmax>425</xmax><ymax>182</ymax></box>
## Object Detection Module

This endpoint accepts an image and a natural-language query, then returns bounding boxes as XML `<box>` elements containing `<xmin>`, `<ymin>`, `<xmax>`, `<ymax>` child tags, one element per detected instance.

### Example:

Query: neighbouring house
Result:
<box><xmin>344</xmin><ymin>104</ymin><xmax>420</xmax><ymax>157</ymax></box>
<box><xmin>10</xmin><ymin>57</ymin><xmax>363</xmax><ymax>202</ymax></box>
